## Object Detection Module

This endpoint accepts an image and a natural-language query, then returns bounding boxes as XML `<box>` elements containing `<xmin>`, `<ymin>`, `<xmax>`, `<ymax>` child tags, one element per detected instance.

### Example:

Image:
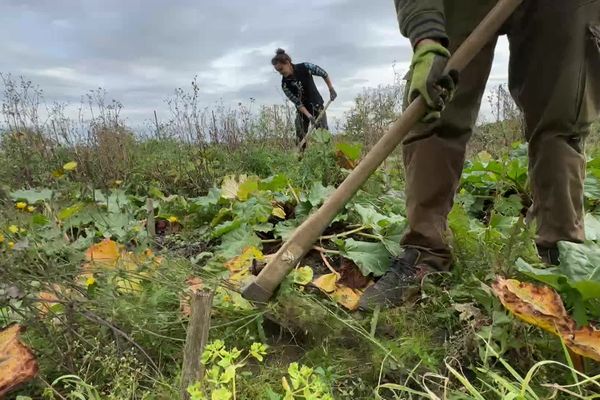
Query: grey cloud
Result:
<box><xmin>0</xmin><ymin>0</ymin><xmax>508</xmax><ymax>127</ymax></box>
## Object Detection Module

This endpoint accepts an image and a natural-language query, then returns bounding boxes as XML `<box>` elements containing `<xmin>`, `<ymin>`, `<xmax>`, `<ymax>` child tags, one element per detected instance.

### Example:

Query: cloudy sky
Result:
<box><xmin>0</xmin><ymin>0</ymin><xmax>510</xmax><ymax>129</ymax></box>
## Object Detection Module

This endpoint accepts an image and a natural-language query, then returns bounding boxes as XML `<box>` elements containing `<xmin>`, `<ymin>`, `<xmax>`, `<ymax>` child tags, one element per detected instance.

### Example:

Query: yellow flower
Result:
<box><xmin>0</xmin><ymin>234</ymin><xmax>4</xmax><ymax>243</ymax></box>
<box><xmin>8</xmin><ymin>225</ymin><xmax>19</xmax><ymax>234</ymax></box>
<box><xmin>7</xmin><ymin>241</ymin><xmax>15</xmax><ymax>250</ymax></box>
<box><xmin>27</xmin><ymin>205</ymin><xmax>35</xmax><ymax>212</ymax></box>
<box><xmin>86</xmin><ymin>276</ymin><xmax>96</xmax><ymax>287</ymax></box>
<box><xmin>63</xmin><ymin>161</ymin><xmax>78</xmax><ymax>171</ymax></box>
<box><xmin>167</xmin><ymin>216</ymin><xmax>179</xmax><ymax>223</ymax></box>
<box><xmin>114</xmin><ymin>180</ymin><xmax>123</xmax><ymax>186</ymax></box>
<box><xmin>15</xmin><ymin>202</ymin><xmax>27</xmax><ymax>210</ymax></box>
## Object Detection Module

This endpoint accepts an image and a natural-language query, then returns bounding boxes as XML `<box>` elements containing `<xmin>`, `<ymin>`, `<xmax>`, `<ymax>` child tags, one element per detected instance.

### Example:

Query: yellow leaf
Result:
<box><xmin>52</xmin><ymin>169</ymin><xmax>64</xmax><ymax>178</ymax></box>
<box><xmin>237</xmin><ymin>176</ymin><xmax>259</xmax><ymax>201</ymax></box>
<box><xmin>312</xmin><ymin>273</ymin><xmax>338</xmax><ymax>293</ymax></box>
<box><xmin>492</xmin><ymin>277</ymin><xmax>574</xmax><ymax>334</ymax></box>
<box><xmin>167</xmin><ymin>216</ymin><xmax>179</xmax><ymax>223</ymax></box>
<box><xmin>63</xmin><ymin>161</ymin><xmax>78</xmax><ymax>171</ymax></box>
<box><xmin>8</xmin><ymin>225</ymin><xmax>18</xmax><ymax>234</ymax></box>
<box><xmin>477</xmin><ymin>151</ymin><xmax>493</xmax><ymax>163</ymax></box>
<box><xmin>562</xmin><ymin>326</ymin><xmax>600</xmax><ymax>362</ymax></box>
<box><xmin>225</xmin><ymin>246</ymin><xmax>264</xmax><ymax>273</ymax></box>
<box><xmin>221</xmin><ymin>175</ymin><xmax>239</xmax><ymax>200</ymax></box>
<box><xmin>0</xmin><ymin>324</ymin><xmax>38</xmax><ymax>397</ymax></box>
<box><xmin>115</xmin><ymin>276</ymin><xmax>142</xmax><ymax>294</ymax></box>
<box><xmin>272</xmin><ymin>206</ymin><xmax>286</xmax><ymax>219</ymax></box>
<box><xmin>331</xmin><ymin>287</ymin><xmax>362</xmax><ymax>311</ymax></box>
<box><xmin>85</xmin><ymin>239</ymin><xmax>121</xmax><ymax>266</ymax></box>
<box><xmin>15</xmin><ymin>202</ymin><xmax>27</xmax><ymax>210</ymax></box>
<box><xmin>229</xmin><ymin>270</ymin><xmax>250</xmax><ymax>285</ymax></box>
<box><xmin>293</xmin><ymin>266</ymin><xmax>314</xmax><ymax>285</ymax></box>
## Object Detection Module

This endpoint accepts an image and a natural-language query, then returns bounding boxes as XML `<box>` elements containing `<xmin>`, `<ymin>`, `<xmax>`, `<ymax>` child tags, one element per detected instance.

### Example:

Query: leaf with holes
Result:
<box><xmin>561</xmin><ymin>326</ymin><xmax>600</xmax><ymax>362</ymax></box>
<box><xmin>312</xmin><ymin>273</ymin><xmax>338</xmax><ymax>293</ymax></box>
<box><xmin>492</xmin><ymin>277</ymin><xmax>574</xmax><ymax>335</ymax></box>
<box><xmin>0</xmin><ymin>324</ymin><xmax>39</xmax><ymax>397</ymax></box>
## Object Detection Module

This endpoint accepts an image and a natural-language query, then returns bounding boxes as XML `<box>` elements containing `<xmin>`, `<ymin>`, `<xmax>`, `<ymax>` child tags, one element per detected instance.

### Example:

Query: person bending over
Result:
<box><xmin>271</xmin><ymin>48</ymin><xmax>337</xmax><ymax>147</ymax></box>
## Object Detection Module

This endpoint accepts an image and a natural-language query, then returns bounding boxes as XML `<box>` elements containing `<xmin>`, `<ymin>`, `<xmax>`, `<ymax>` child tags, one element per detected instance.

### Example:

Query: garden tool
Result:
<box><xmin>243</xmin><ymin>0</ymin><xmax>524</xmax><ymax>303</ymax></box>
<box><xmin>297</xmin><ymin>99</ymin><xmax>333</xmax><ymax>151</ymax></box>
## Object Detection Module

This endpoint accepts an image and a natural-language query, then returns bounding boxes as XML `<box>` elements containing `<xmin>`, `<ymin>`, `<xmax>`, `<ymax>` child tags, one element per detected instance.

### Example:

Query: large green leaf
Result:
<box><xmin>217</xmin><ymin>225</ymin><xmax>262</xmax><ymax>259</ymax></box>
<box><xmin>585</xmin><ymin>214</ymin><xmax>600</xmax><ymax>241</ymax></box>
<box><xmin>304</xmin><ymin>182</ymin><xmax>335</xmax><ymax>208</ymax></box>
<box><xmin>340</xmin><ymin>239</ymin><xmax>391</xmax><ymax>277</ymax></box>
<box><xmin>584</xmin><ymin>176</ymin><xmax>600</xmax><ymax>202</ymax></box>
<box><xmin>378</xmin><ymin>223</ymin><xmax>404</xmax><ymax>257</ymax></box>
<box><xmin>259</xmin><ymin>174</ymin><xmax>288</xmax><ymax>192</ymax></box>
<box><xmin>192</xmin><ymin>187</ymin><xmax>221</xmax><ymax>208</ymax></box>
<box><xmin>10</xmin><ymin>188</ymin><xmax>53</xmax><ymax>204</ymax></box>
<box><xmin>516</xmin><ymin>241</ymin><xmax>600</xmax><ymax>300</ymax></box>
<box><xmin>353</xmin><ymin>203</ymin><xmax>389</xmax><ymax>229</ymax></box>
<box><xmin>335</xmin><ymin>141</ymin><xmax>362</xmax><ymax>161</ymax></box>
<box><xmin>233</xmin><ymin>196</ymin><xmax>272</xmax><ymax>225</ymax></box>
<box><xmin>274</xmin><ymin>220</ymin><xmax>299</xmax><ymax>241</ymax></box>
<box><xmin>212</xmin><ymin>219</ymin><xmax>242</xmax><ymax>238</ymax></box>
<box><xmin>354</xmin><ymin>204</ymin><xmax>404</xmax><ymax>229</ymax></box>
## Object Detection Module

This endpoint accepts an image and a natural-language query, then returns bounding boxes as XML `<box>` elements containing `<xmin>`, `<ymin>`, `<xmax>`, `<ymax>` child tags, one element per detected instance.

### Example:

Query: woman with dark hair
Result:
<box><xmin>271</xmin><ymin>48</ymin><xmax>337</xmax><ymax>146</ymax></box>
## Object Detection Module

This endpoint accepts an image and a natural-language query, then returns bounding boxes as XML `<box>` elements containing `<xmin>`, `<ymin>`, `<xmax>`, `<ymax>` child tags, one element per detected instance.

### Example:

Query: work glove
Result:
<box><xmin>408</xmin><ymin>41</ymin><xmax>458</xmax><ymax>122</ymax></box>
<box><xmin>329</xmin><ymin>87</ymin><xmax>337</xmax><ymax>101</ymax></box>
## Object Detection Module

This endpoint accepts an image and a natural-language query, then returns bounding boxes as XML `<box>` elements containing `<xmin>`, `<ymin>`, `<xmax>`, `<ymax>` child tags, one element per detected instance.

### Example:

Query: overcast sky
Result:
<box><xmin>0</xmin><ymin>0</ymin><xmax>510</xmax><ymax>129</ymax></box>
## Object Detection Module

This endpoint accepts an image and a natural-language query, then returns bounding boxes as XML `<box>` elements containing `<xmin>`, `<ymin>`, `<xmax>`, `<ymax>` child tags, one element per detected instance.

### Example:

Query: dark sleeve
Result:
<box><xmin>394</xmin><ymin>0</ymin><xmax>448</xmax><ymax>48</ymax></box>
<box><xmin>282</xmin><ymin>81</ymin><xmax>303</xmax><ymax>109</ymax></box>
<box><xmin>303</xmin><ymin>62</ymin><xmax>328</xmax><ymax>78</ymax></box>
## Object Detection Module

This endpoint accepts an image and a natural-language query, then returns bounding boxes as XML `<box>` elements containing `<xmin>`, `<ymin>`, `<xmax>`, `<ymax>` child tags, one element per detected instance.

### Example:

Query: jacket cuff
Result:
<box><xmin>403</xmin><ymin>11</ymin><xmax>449</xmax><ymax>48</ymax></box>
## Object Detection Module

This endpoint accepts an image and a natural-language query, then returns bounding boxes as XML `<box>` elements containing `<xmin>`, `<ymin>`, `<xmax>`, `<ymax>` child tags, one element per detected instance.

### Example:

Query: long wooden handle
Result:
<box><xmin>242</xmin><ymin>0</ymin><xmax>524</xmax><ymax>302</ymax></box>
<box><xmin>297</xmin><ymin>99</ymin><xmax>333</xmax><ymax>149</ymax></box>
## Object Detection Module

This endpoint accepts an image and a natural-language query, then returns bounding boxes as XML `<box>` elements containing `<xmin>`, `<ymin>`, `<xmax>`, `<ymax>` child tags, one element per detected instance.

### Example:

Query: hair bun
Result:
<box><xmin>275</xmin><ymin>48</ymin><xmax>286</xmax><ymax>55</ymax></box>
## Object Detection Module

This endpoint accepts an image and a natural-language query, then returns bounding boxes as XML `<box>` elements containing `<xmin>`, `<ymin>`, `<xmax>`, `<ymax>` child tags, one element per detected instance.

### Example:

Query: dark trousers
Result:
<box><xmin>295</xmin><ymin>104</ymin><xmax>329</xmax><ymax>145</ymax></box>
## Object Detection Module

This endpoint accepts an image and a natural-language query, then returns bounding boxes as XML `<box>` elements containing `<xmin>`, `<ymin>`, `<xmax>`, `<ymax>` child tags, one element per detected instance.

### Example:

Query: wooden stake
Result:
<box><xmin>146</xmin><ymin>198</ymin><xmax>155</xmax><ymax>238</ymax></box>
<box><xmin>181</xmin><ymin>289</ymin><xmax>214</xmax><ymax>400</ymax></box>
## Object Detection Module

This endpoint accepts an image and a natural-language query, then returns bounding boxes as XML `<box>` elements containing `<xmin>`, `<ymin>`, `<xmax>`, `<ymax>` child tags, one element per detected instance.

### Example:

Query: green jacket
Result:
<box><xmin>394</xmin><ymin>0</ymin><xmax>448</xmax><ymax>47</ymax></box>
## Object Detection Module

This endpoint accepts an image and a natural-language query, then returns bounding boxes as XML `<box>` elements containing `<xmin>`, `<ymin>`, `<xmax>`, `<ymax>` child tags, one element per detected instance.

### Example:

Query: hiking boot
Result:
<box><xmin>537</xmin><ymin>245</ymin><xmax>559</xmax><ymax>265</ymax></box>
<box><xmin>358</xmin><ymin>248</ymin><xmax>436</xmax><ymax>312</ymax></box>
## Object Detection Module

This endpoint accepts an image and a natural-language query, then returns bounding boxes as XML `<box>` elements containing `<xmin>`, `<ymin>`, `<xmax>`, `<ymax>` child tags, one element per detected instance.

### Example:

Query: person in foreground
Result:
<box><xmin>359</xmin><ymin>0</ymin><xmax>600</xmax><ymax>310</ymax></box>
<box><xmin>271</xmin><ymin>48</ymin><xmax>337</xmax><ymax>147</ymax></box>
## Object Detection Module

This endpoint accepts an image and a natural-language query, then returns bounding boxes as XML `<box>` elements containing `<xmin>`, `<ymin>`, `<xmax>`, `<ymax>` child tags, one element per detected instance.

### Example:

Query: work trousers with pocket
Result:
<box><xmin>401</xmin><ymin>0</ymin><xmax>600</xmax><ymax>270</ymax></box>
<box><xmin>295</xmin><ymin>103</ymin><xmax>329</xmax><ymax>145</ymax></box>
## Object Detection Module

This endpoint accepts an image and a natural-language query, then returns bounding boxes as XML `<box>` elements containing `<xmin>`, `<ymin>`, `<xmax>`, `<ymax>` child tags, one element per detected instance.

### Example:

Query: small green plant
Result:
<box><xmin>187</xmin><ymin>340</ymin><xmax>268</xmax><ymax>400</ymax></box>
<box><xmin>280</xmin><ymin>362</ymin><xmax>334</xmax><ymax>400</ymax></box>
